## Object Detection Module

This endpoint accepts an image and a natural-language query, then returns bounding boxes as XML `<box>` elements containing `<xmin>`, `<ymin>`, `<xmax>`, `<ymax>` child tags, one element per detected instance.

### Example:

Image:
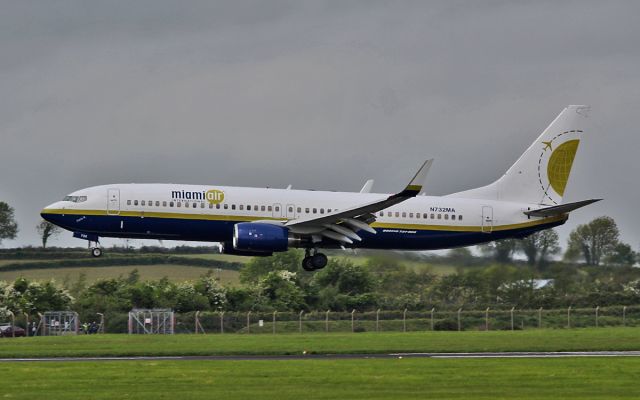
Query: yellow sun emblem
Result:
<box><xmin>547</xmin><ymin>139</ymin><xmax>580</xmax><ymax>196</ymax></box>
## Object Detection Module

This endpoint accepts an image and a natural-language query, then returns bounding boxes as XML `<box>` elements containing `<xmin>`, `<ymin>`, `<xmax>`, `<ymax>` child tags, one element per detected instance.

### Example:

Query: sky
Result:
<box><xmin>0</xmin><ymin>1</ymin><xmax>638</xmax><ymax>250</ymax></box>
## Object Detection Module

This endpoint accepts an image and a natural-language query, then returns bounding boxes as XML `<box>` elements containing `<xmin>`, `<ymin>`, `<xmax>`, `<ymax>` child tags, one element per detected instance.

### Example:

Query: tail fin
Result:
<box><xmin>449</xmin><ymin>105</ymin><xmax>590</xmax><ymax>205</ymax></box>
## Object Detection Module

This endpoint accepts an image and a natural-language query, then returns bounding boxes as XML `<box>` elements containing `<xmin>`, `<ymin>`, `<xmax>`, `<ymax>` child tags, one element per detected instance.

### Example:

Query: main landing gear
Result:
<box><xmin>302</xmin><ymin>249</ymin><xmax>328</xmax><ymax>271</ymax></box>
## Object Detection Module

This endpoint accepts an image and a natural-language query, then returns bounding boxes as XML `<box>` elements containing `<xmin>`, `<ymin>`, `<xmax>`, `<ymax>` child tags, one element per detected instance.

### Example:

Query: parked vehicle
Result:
<box><xmin>0</xmin><ymin>325</ymin><xmax>26</xmax><ymax>338</ymax></box>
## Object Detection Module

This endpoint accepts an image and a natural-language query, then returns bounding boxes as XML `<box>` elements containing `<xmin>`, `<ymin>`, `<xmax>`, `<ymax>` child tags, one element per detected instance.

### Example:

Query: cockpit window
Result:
<box><xmin>63</xmin><ymin>195</ymin><xmax>87</xmax><ymax>203</ymax></box>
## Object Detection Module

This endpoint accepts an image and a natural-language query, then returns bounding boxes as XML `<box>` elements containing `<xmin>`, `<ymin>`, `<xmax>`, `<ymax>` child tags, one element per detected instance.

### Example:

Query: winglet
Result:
<box><xmin>360</xmin><ymin>179</ymin><xmax>374</xmax><ymax>193</ymax></box>
<box><xmin>402</xmin><ymin>159</ymin><xmax>433</xmax><ymax>196</ymax></box>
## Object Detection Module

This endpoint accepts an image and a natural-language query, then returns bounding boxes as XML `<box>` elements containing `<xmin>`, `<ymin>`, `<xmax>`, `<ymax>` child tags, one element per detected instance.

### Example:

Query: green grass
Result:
<box><xmin>170</xmin><ymin>253</ymin><xmax>250</xmax><ymax>263</ymax></box>
<box><xmin>0</xmin><ymin>264</ymin><xmax>240</xmax><ymax>284</ymax></box>
<box><xmin>1</xmin><ymin>358</ymin><xmax>639</xmax><ymax>399</ymax></box>
<box><xmin>2</xmin><ymin>328</ymin><xmax>640</xmax><ymax>358</ymax></box>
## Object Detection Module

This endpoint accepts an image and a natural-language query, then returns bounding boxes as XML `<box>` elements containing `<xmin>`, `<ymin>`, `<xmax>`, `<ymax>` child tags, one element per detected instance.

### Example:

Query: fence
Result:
<box><xmin>10</xmin><ymin>305</ymin><xmax>640</xmax><ymax>335</ymax></box>
<box><xmin>173</xmin><ymin>305</ymin><xmax>640</xmax><ymax>334</ymax></box>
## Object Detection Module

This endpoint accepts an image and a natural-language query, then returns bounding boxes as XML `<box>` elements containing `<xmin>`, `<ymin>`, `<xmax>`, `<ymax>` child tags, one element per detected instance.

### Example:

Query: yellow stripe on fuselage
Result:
<box><xmin>42</xmin><ymin>208</ymin><xmax>567</xmax><ymax>233</ymax></box>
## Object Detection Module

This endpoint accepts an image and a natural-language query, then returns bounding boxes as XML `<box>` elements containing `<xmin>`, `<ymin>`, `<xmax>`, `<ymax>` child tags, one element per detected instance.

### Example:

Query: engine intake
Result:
<box><xmin>233</xmin><ymin>223</ymin><xmax>289</xmax><ymax>253</ymax></box>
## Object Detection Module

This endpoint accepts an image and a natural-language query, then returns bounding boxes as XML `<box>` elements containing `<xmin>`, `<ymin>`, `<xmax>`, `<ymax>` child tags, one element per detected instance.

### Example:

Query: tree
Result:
<box><xmin>518</xmin><ymin>229</ymin><xmax>560</xmax><ymax>267</ymax></box>
<box><xmin>480</xmin><ymin>239</ymin><xmax>518</xmax><ymax>263</ymax></box>
<box><xmin>566</xmin><ymin>216</ymin><xmax>619</xmax><ymax>266</ymax></box>
<box><xmin>0</xmin><ymin>202</ymin><xmax>18</xmax><ymax>245</ymax></box>
<box><xmin>239</xmin><ymin>250</ymin><xmax>303</xmax><ymax>284</ymax></box>
<box><xmin>36</xmin><ymin>220</ymin><xmax>61</xmax><ymax>248</ymax></box>
<box><xmin>604</xmin><ymin>243</ymin><xmax>637</xmax><ymax>267</ymax></box>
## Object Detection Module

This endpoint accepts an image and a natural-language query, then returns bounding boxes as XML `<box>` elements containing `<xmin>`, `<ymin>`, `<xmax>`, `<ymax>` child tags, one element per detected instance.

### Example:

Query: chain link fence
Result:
<box><xmin>11</xmin><ymin>305</ymin><xmax>640</xmax><ymax>335</ymax></box>
<box><xmin>163</xmin><ymin>305</ymin><xmax>640</xmax><ymax>334</ymax></box>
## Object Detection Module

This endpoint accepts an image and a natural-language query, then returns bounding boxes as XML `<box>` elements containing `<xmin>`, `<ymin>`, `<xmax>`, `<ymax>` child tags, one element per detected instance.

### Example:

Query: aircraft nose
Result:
<box><xmin>40</xmin><ymin>202</ymin><xmax>62</xmax><ymax>223</ymax></box>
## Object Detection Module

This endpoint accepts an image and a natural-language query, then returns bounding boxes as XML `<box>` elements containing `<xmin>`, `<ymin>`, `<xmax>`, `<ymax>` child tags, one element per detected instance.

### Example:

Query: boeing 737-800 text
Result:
<box><xmin>42</xmin><ymin>105</ymin><xmax>599</xmax><ymax>271</ymax></box>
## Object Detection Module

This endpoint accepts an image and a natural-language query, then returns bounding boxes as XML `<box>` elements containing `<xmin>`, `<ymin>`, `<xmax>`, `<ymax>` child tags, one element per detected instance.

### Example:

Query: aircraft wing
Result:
<box><xmin>524</xmin><ymin>199</ymin><xmax>602</xmax><ymax>218</ymax></box>
<box><xmin>284</xmin><ymin>159</ymin><xmax>433</xmax><ymax>244</ymax></box>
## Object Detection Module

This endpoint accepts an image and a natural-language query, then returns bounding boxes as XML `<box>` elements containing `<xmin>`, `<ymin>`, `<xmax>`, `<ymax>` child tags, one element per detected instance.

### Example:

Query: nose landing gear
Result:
<box><xmin>91</xmin><ymin>247</ymin><xmax>103</xmax><ymax>257</ymax></box>
<box><xmin>88</xmin><ymin>240</ymin><xmax>102</xmax><ymax>258</ymax></box>
<box><xmin>302</xmin><ymin>249</ymin><xmax>328</xmax><ymax>271</ymax></box>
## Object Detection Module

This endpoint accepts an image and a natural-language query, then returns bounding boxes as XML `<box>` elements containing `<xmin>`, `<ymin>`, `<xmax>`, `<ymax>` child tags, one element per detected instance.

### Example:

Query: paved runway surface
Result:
<box><xmin>2</xmin><ymin>351</ymin><xmax>640</xmax><ymax>362</ymax></box>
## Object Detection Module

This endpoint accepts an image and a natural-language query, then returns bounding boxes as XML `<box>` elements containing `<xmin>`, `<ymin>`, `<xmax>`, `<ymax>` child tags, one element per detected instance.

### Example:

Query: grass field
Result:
<box><xmin>1</xmin><ymin>328</ymin><xmax>640</xmax><ymax>358</ymax></box>
<box><xmin>0</xmin><ymin>264</ymin><xmax>240</xmax><ymax>284</ymax></box>
<box><xmin>1</xmin><ymin>357</ymin><xmax>638</xmax><ymax>399</ymax></box>
<box><xmin>170</xmin><ymin>253</ymin><xmax>250</xmax><ymax>263</ymax></box>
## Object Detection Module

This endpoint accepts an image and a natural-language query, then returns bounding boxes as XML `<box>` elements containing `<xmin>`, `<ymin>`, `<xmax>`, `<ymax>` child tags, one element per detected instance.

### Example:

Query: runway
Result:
<box><xmin>2</xmin><ymin>351</ymin><xmax>640</xmax><ymax>362</ymax></box>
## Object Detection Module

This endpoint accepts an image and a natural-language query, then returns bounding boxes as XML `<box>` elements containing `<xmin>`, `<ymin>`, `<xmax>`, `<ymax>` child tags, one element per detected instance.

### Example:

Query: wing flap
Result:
<box><xmin>285</xmin><ymin>159</ymin><xmax>433</xmax><ymax>231</ymax></box>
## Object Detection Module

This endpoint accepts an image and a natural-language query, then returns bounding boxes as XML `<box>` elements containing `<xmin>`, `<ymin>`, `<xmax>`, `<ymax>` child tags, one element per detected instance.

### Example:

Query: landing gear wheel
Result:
<box><xmin>302</xmin><ymin>256</ymin><xmax>315</xmax><ymax>271</ymax></box>
<box><xmin>311</xmin><ymin>253</ymin><xmax>328</xmax><ymax>270</ymax></box>
<box><xmin>301</xmin><ymin>252</ymin><xmax>328</xmax><ymax>271</ymax></box>
<box><xmin>91</xmin><ymin>247</ymin><xmax>103</xmax><ymax>258</ymax></box>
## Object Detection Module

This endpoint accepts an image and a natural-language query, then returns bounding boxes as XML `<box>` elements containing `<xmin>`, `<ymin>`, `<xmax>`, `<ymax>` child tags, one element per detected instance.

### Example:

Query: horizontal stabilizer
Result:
<box><xmin>524</xmin><ymin>199</ymin><xmax>601</xmax><ymax>218</ymax></box>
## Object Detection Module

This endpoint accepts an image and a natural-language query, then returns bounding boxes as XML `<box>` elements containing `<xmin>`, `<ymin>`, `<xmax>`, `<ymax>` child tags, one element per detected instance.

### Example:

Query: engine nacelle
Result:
<box><xmin>219</xmin><ymin>242</ymin><xmax>273</xmax><ymax>257</ymax></box>
<box><xmin>233</xmin><ymin>223</ymin><xmax>289</xmax><ymax>253</ymax></box>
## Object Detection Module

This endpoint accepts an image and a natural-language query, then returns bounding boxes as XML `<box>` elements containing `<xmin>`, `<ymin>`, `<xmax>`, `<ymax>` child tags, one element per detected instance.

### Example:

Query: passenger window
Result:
<box><xmin>459</xmin><ymin>215</ymin><xmax>463</xmax><ymax>221</ymax></box>
<box><xmin>288</xmin><ymin>206</ymin><xmax>293</xmax><ymax>212</ymax></box>
<box><xmin>141</xmin><ymin>200</ymin><xmax>146</xmax><ymax>206</ymax></box>
<box><xmin>177</xmin><ymin>202</ymin><xmax>181</xmax><ymax>208</ymax></box>
<box><xmin>247</xmin><ymin>205</ymin><xmax>251</xmax><ymax>211</ymax></box>
<box><xmin>149</xmin><ymin>201</ymin><xmax>153</xmax><ymax>206</ymax></box>
<box><xmin>231</xmin><ymin>204</ymin><xmax>236</xmax><ymax>210</ymax></box>
<box><xmin>379</xmin><ymin>212</ymin><xmax>384</xmax><ymax>217</ymax></box>
<box><xmin>200</xmin><ymin>203</ymin><xmax>205</xmax><ymax>208</ymax></box>
<box><xmin>402</xmin><ymin>212</ymin><xmax>406</xmax><ymax>218</ymax></box>
<box><xmin>127</xmin><ymin>200</ymin><xmax>131</xmax><ymax>206</ymax></box>
<box><xmin>275</xmin><ymin>206</ymin><xmax>280</xmax><ymax>212</ymax></box>
<box><xmin>444</xmin><ymin>214</ymin><xmax>449</xmax><ymax>220</ymax></box>
<box><xmin>327</xmin><ymin>209</ymin><xmax>332</xmax><ymax>213</ymax></box>
<box><xmin>254</xmin><ymin>205</ymin><xmax>258</xmax><ymax>211</ymax></box>
<box><xmin>430</xmin><ymin>213</ymin><xmax>435</xmax><ymax>219</ymax></box>
<box><xmin>297</xmin><ymin>207</ymin><xmax>301</xmax><ymax>213</ymax></box>
<box><xmin>320</xmin><ymin>208</ymin><xmax>324</xmax><ymax>214</ymax></box>
<box><xmin>409</xmin><ymin>213</ymin><xmax>414</xmax><ymax>218</ymax></box>
<box><xmin>216</xmin><ymin>204</ymin><xmax>220</xmax><ymax>209</ymax></box>
<box><xmin>239</xmin><ymin>205</ymin><xmax>244</xmax><ymax>210</ymax></box>
<box><xmin>395</xmin><ymin>212</ymin><xmax>399</xmax><ymax>217</ymax></box>
<box><xmin>312</xmin><ymin>208</ymin><xmax>316</xmax><ymax>214</ymax></box>
<box><xmin>223</xmin><ymin>204</ymin><xmax>228</xmax><ymax>209</ymax></box>
<box><xmin>169</xmin><ymin>201</ymin><xmax>174</xmax><ymax>207</ymax></box>
<box><xmin>305</xmin><ymin>208</ymin><xmax>310</xmax><ymax>213</ymax></box>
<box><xmin>162</xmin><ymin>201</ymin><xmax>167</xmax><ymax>207</ymax></box>
<box><xmin>451</xmin><ymin>214</ymin><xmax>455</xmax><ymax>220</ymax></box>
<box><xmin>423</xmin><ymin>213</ymin><xmax>428</xmax><ymax>219</ymax></box>
<box><xmin>268</xmin><ymin>206</ymin><xmax>272</xmax><ymax>212</ymax></box>
<box><xmin>261</xmin><ymin>206</ymin><xmax>266</xmax><ymax>211</ymax></box>
<box><xmin>388</xmin><ymin>212</ymin><xmax>392</xmax><ymax>217</ymax></box>
<box><xmin>134</xmin><ymin>200</ymin><xmax>139</xmax><ymax>206</ymax></box>
<box><xmin>416</xmin><ymin>213</ymin><xmax>420</xmax><ymax>219</ymax></box>
<box><xmin>437</xmin><ymin>214</ymin><xmax>441</xmax><ymax>220</ymax></box>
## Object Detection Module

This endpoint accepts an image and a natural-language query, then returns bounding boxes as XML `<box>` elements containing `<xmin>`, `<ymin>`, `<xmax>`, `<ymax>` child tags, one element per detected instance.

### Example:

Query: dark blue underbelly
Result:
<box><xmin>44</xmin><ymin>213</ymin><xmax>565</xmax><ymax>250</ymax></box>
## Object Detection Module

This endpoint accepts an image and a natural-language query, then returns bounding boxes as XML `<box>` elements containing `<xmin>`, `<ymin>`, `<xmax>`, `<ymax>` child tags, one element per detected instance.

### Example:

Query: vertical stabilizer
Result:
<box><xmin>448</xmin><ymin>105</ymin><xmax>589</xmax><ymax>205</ymax></box>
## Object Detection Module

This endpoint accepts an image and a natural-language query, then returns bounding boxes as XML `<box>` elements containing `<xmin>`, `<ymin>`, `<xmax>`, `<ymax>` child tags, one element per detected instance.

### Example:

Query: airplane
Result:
<box><xmin>41</xmin><ymin>105</ymin><xmax>600</xmax><ymax>271</ymax></box>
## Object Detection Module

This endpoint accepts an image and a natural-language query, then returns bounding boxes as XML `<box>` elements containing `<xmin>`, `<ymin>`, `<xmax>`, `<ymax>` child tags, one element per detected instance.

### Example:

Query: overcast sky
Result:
<box><xmin>1</xmin><ymin>1</ymin><xmax>638</xmax><ymax>250</ymax></box>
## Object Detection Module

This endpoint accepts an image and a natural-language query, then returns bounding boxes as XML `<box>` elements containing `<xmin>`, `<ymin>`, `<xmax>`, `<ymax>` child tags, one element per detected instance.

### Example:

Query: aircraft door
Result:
<box><xmin>481</xmin><ymin>206</ymin><xmax>493</xmax><ymax>233</ymax></box>
<box><xmin>272</xmin><ymin>203</ymin><xmax>282</xmax><ymax>218</ymax></box>
<box><xmin>286</xmin><ymin>204</ymin><xmax>296</xmax><ymax>219</ymax></box>
<box><xmin>107</xmin><ymin>189</ymin><xmax>120</xmax><ymax>216</ymax></box>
